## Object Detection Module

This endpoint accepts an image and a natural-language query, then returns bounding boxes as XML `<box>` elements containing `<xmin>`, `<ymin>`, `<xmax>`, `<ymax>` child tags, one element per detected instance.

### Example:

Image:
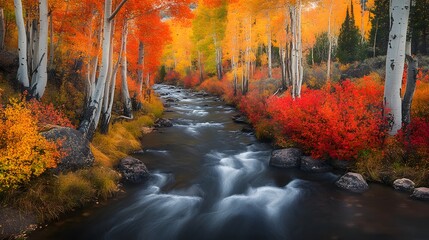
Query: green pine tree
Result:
<box><xmin>368</xmin><ymin>0</ymin><xmax>389</xmax><ymax>56</ymax></box>
<box><xmin>409</xmin><ymin>0</ymin><xmax>429</xmax><ymax>55</ymax></box>
<box><xmin>307</xmin><ymin>32</ymin><xmax>336</xmax><ymax>65</ymax></box>
<box><xmin>337</xmin><ymin>2</ymin><xmax>362</xmax><ymax>64</ymax></box>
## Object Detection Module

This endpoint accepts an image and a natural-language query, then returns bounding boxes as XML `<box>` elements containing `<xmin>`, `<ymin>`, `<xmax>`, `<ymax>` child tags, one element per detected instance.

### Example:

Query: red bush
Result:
<box><xmin>267</xmin><ymin>78</ymin><xmax>385</xmax><ymax>160</ymax></box>
<box><xmin>164</xmin><ymin>70</ymin><xmax>181</xmax><ymax>84</ymax></box>
<box><xmin>183</xmin><ymin>73</ymin><xmax>200</xmax><ymax>88</ymax></box>
<box><xmin>198</xmin><ymin>78</ymin><xmax>226</xmax><ymax>96</ymax></box>
<box><xmin>27</xmin><ymin>100</ymin><xmax>74</xmax><ymax>129</ymax></box>
<box><xmin>397</xmin><ymin>118</ymin><xmax>429</xmax><ymax>162</ymax></box>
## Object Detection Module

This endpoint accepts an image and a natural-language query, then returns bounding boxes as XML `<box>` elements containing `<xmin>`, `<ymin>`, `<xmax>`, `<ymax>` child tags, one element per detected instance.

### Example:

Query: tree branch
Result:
<box><xmin>108</xmin><ymin>0</ymin><xmax>128</xmax><ymax>22</ymax></box>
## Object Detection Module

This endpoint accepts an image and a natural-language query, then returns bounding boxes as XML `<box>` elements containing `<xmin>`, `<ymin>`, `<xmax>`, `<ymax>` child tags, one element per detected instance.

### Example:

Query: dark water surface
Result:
<box><xmin>30</xmin><ymin>84</ymin><xmax>429</xmax><ymax>240</ymax></box>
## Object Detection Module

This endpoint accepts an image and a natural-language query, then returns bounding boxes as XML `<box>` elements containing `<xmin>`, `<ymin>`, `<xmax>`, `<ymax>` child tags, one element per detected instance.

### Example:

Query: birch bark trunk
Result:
<box><xmin>327</xmin><ymin>0</ymin><xmax>333</xmax><ymax>82</ymax></box>
<box><xmin>290</xmin><ymin>5</ymin><xmax>297</xmax><ymax>98</ymax></box>
<box><xmin>121</xmin><ymin>22</ymin><xmax>132</xmax><ymax>118</ymax></box>
<box><xmin>383</xmin><ymin>0</ymin><xmax>411</xmax><ymax>135</ymax></box>
<box><xmin>267</xmin><ymin>13</ymin><xmax>272</xmax><ymax>79</ymax></box>
<box><xmin>0</xmin><ymin>8</ymin><xmax>5</xmax><ymax>50</ymax></box>
<box><xmin>402</xmin><ymin>42</ymin><xmax>417</xmax><ymax>127</ymax></box>
<box><xmin>31</xmin><ymin>0</ymin><xmax>48</xmax><ymax>99</ymax></box>
<box><xmin>14</xmin><ymin>0</ymin><xmax>30</xmax><ymax>88</ymax></box>
<box><xmin>198</xmin><ymin>50</ymin><xmax>203</xmax><ymax>83</ymax></box>
<box><xmin>135</xmin><ymin>40</ymin><xmax>144</xmax><ymax>110</ymax></box>
<box><xmin>79</xmin><ymin>0</ymin><xmax>113</xmax><ymax>139</ymax></box>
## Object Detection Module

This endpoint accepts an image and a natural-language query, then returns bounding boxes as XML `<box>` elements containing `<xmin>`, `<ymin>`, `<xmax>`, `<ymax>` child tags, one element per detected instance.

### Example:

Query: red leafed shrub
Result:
<box><xmin>27</xmin><ymin>100</ymin><xmax>74</xmax><ymax>129</ymax></box>
<box><xmin>239</xmin><ymin>92</ymin><xmax>269</xmax><ymax>125</ymax></box>
<box><xmin>397</xmin><ymin>118</ymin><xmax>429</xmax><ymax>162</ymax></box>
<box><xmin>183</xmin><ymin>73</ymin><xmax>200</xmax><ymax>88</ymax></box>
<box><xmin>164</xmin><ymin>70</ymin><xmax>181</xmax><ymax>84</ymax></box>
<box><xmin>198</xmin><ymin>78</ymin><xmax>226</xmax><ymax>96</ymax></box>
<box><xmin>267</xmin><ymin>78</ymin><xmax>385</xmax><ymax>160</ymax></box>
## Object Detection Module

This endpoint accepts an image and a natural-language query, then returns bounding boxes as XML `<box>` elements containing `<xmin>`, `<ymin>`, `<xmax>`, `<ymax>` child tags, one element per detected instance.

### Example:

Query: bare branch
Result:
<box><xmin>108</xmin><ymin>0</ymin><xmax>128</xmax><ymax>21</ymax></box>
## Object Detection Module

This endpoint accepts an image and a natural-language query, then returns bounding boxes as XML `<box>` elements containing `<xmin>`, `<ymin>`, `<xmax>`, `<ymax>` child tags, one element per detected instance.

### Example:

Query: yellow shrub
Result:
<box><xmin>413</xmin><ymin>81</ymin><xmax>429</xmax><ymax>118</ymax></box>
<box><xmin>0</xmin><ymin>99</ymin><xmax>60</xmax><ymax>191</ymax></box>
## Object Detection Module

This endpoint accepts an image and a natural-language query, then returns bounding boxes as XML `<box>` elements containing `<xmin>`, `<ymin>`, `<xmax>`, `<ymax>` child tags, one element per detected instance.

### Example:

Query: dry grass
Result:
<box><xmin>3</xmin><ymin>166</ymin><xmax>121</xmax><ymax>222</ymax></box>
<box><xmin>91</xmin><ymin>115</ymin><xmax>154</xmax><ymax>166</ymax></box>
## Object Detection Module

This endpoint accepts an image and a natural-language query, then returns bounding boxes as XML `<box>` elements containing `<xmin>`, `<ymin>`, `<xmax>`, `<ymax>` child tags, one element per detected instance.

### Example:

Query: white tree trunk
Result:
<box><xmin>297</xmin><ymin>2</ymin><xmax>303</xmax><ymax>97</ymax></box>
<box><xmin>32</xmin><ymin>0</ymin><xmax>49</xmax><ymax>99</ymax></box>
<box><xmin>79</xmin><ymin>0</ymin><xmax>113</xmax><ymax>138</ymax></box>
<box><xmin>290</xmin><ymin>5</ymin><xmax>297</xmax><ymax>98</ymax></box>
<box><xmin>327</xmin><ymin>0</ymin><xmax>333</xmax><ymax>82</ymax></box>
<box><xmin>49</xmin><ymin>13</ymin><xmax>54</xmax><ymax>69</ymax></box>
<box><xmin>0</xmin><ymin>8</ymin><xmax>5</xmax><ymax>50</ymax></box>
<box><xmin>289</xmin><ymin>1</ymin><xmax>303</xmax><ymax>98</ymax></box>
<box><xmin>384</xmin><ymin>0</ymin><xmax>410</xmax><ymax>135</ymax></box>
<box><xmin>136</xmin><ymin>40</ymin><xmax>144</xmax><ymax>109</ymax></box>
<box><xmin>13</xmin><ymin>0</ymin><xmax>30</xmax><ymax>88</ymax></box>
<box><xmin>121</xmin><ymin>22</ymin><xmax>132</xmax><ymax>118</ymax></box>
<box><xmin>267</xmin><ymin>13</ymin><xmax>272</xmax><ymax>79</ymax></box>
<box><xmin>29</xmin><ymin>19</ymin><xmax>39</xmax><ymax>81</ymax></box>
<box><xmin>198</xmin><ymin>50</ymin><xmax>203</xmax><ymax>83</ymax></box>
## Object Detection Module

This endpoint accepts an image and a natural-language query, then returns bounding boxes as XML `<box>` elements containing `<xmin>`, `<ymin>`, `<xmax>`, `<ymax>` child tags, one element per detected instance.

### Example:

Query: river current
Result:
<box><xmin>30</xmin><ymin>84</ymin><xmax>429</xmax><ymax>240</ymax></box>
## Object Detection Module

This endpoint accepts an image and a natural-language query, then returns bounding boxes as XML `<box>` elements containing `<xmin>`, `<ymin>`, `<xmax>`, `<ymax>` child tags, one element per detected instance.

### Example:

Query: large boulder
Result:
<box><xmin>393</xmin><ymin>178</ymin><xmax>415</xmax><ymax>192</ymax></box>
<box><xmin>155</xmin><ymin>118</ymin><xmax>173</xmax><ymax>128</ymax></box>
<box><xmin>411</xmin><ymin>187</ymin><xmax>429</xmax><ymax>201</ymax></box>
<box><xmin>335</xmin><ymin>172</ymin><xmax>369</xmax><ymax>193</ymax></box>
<box><xmin>269</xmin><ymin>148</ymin><xmax>302</xmax><ymax>168</ymax></box>
<box><xmin>118</xmin><ymin>157</ymin><xmax>150</xmax><ymax>183</ymax></box>
<box><xmin>41</xmin><ymin>126</ymin><xmax>94</xmax><ymax>173</ymax></box>
<box><xmin>328</xmin><ymin>159</ymin><xmax>356</xmax><ymax>170</ymax></box>
<box><xmin>300</xmin><ymin>156</ymin><xmax>332</xmax><ymax>173</ymax></box>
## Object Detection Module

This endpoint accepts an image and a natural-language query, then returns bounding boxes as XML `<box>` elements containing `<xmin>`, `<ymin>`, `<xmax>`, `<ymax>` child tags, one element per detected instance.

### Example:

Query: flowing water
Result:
<box><xmin>30</xmin><ymin>84</ymin><xmax>429</xmax><ymax>240</ymax></box>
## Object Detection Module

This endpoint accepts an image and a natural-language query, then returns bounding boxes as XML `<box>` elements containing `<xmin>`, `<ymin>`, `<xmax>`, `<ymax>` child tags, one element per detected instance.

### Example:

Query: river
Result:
<box><xmin>29</xmin><ymin>84</ymin><xmax>429</xmax><ymax>240</ymax></box>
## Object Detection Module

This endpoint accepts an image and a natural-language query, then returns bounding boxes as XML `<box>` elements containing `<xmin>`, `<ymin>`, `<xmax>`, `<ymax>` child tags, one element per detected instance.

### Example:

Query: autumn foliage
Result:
<box><xmin>263</xmin><ymin>77</ymin><xmax>385</xmax><ymax>160</ymax></box>
<box><xmin>0</xmin><ymin>100</ymin><xmax>61</xmax><ymax>191</ymax></box>
<box><xmin>27</xmin><ymin>99</ymin><xmax>74</xmax><ymax>129</ymax></box>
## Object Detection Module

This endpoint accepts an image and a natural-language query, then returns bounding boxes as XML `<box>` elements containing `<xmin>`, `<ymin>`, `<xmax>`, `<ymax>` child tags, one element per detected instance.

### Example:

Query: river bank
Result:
<box><xmin>27</xmin><ymin>84</ymin><xmax>429</xmax><ymax>240</ymax></box>
<box><xmin>0</xmin><ymin>96</ymin><xmax>164</xmax><ymax>239</ymax></box>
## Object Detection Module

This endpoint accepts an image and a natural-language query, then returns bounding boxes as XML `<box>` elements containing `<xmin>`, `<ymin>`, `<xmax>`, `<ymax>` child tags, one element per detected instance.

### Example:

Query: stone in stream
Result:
<box><xmin>328</xmin><ymin>159</ymin><xmax>356</xmax><ymax>170</ymax></box>
<box><xmin>118</xmin><ymin>157</ymin><xmax>150</xmax><ymax>183</ymax></box>
<box><xmin>165</xmin><ymin>97</ymin><xmax>179</xmax><ymax>103</ymax></box>
<box><xmin>335</xmin><ymin>172</ymin><xmax>369</xmax><ymax>193</ymax></box>
<box><xmin>269</xmin><ymin>148</ymin><xmax>303</xmax><ymax>168</ymax></box>
<box><xmin>41</xmin><ymin>126</ymin><xmax>94</xmax><ymax>173</ymax></box>
<box><xmin>393</xmin><ymin>178</ymin><xmax>415</xmax><ymax>192</ymax></box>
<box><xmin>154</xmin><ymin>118</ymin><xmax>173</xmax><ymax>128</ymax></box>
<box><xmin>300</xmin><ymin>156</ymin><xmax>332</xmax><ymax>173</ymax></box>
<box><xmin>194</xmin><ymin>91</ymin><xmax>210</xmax><ymax>97</ymax></box>
<box><xmin>241</xmin><ymin>125</ymin><xmax>254</xmax><ymax>133</ymax></box>
<box><xmin>411</xmin><ymin>187</ymin><xmax>429</xmax><ymax>201</ymax></box>
<box><xmin>232</xmin><ymin>114</ymin><xmax>249</xmax><ymax>124</ymax></box>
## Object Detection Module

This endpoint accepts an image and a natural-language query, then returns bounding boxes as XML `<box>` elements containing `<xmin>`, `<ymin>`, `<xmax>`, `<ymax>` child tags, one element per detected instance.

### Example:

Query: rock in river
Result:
<box><xmin>269</xmin><ymin>148</ymin><xmax>302</xmax><ymax>168</ymax></box>
<box><xmin>232</xmin><ymin>114</ymin><xmax>248</xmax><ymax>124</ymax></box>
<box><xmin>393</xmin><ymin>178</ymin><xmax>415</xmax><ymax>192</ymax></box>
<box><xmin>155</xmin><ymin>118</ymin><xmax>173</xmax><ymax>128</ymax></box>
<box><xmin>300</xmin><ymin>156</ymin><xmax>332</xmax><ymax>173</ymax></box>
<box><xmin>118</xmin><ymin>157</ymin><xmax>150</xmax><ymax>183</ymax></box>
<box><xmin>411</xmin><ymin>187</ymin><xmax>429</xmax><ymax>201</ymax></box>
<box><xmin>335</xmin><ymin>172</ymin><xmax>369</xmax><ymax>193</ymax></box>
<box><xmin>41</xmin><ymin>126</ymin><xmax>94</xmax><ymax>173</ymax></box>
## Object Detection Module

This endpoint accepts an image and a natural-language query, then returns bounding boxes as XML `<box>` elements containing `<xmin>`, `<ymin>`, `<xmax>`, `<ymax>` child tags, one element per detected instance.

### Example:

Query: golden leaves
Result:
<box><xmin>0</xmin><ymin>99</ymin><xmax>61</xmax><ymax>191</ymax></box>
